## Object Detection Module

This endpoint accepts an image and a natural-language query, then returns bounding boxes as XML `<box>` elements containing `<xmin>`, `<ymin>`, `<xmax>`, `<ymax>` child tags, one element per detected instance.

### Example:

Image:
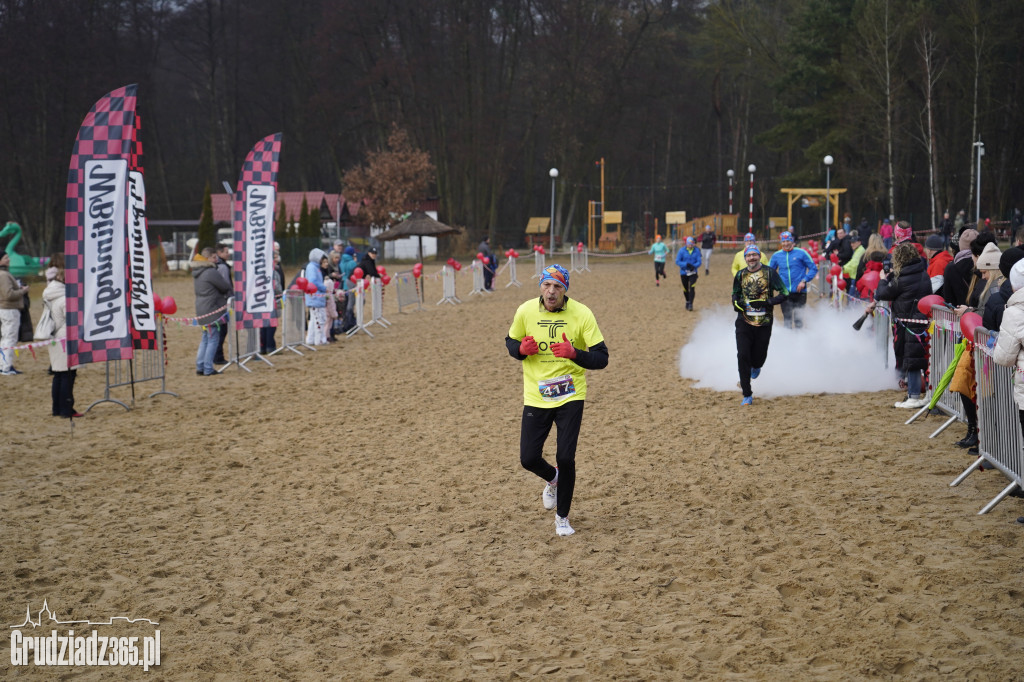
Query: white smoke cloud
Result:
<box><xmin>678</xmin><ymin>303</ymin><xmax>898</xmax><ymax>397</ymax></box>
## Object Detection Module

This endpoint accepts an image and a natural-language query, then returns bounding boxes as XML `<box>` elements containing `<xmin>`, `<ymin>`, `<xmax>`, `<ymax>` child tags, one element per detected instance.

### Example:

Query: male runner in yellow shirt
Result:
<box><xmin>506</xmin><ymin>265</ymin><xmax>609</xmax><ymax>536</ymax></box>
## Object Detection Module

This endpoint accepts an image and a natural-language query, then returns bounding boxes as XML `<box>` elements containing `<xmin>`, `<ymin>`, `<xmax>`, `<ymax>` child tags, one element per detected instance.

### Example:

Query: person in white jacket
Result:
<box><xmin>42</xmin><ymin>265</ymin><xmax>82</xmax><ymax>418</ymax></box>
<box><xmin>993</xmin><ymin>260</ymin><xmax>1024</xmax><ymax>442</ymax></box>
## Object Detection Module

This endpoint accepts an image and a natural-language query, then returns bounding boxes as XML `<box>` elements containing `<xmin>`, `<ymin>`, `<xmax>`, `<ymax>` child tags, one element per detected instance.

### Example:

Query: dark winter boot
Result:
<box><xmin>955</xmin><ymin>425</ymin><xmax>978</xmax><ymax>449</ymax></box>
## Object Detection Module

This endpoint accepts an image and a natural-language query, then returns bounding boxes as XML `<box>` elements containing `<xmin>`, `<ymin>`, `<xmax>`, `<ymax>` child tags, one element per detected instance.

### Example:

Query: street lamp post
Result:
<box><xmin>824</xmin><ymin>155</ymin><xmax>833</xmax><ymax>235</ymax></box>
<box><xmin>727</xmin><ymin>169</ymin><xmax>735</xmax><ymax>215</ymax></box>
<box><xmin>973</xmin><ymin>140</ymin><xmax>984</xmax><ymax>224</ymax></box>
<box><xmin>549</xmin><ymin>168</ymin><xmax>559</xmax><ymax>253</ymax></box>
<box><xmin>747</xmin><ymin>164</ymin><xmax>756</xmax><ymax>233</ymax></box>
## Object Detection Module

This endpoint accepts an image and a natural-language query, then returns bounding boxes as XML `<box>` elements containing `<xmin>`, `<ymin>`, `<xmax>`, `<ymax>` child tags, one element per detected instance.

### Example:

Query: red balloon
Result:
<box><xmin>538</xmin><ymin>247</ymin><xmax>545</xmax><ymax>255</ymax></box>
<box><xmin>306</xmin><ymin>283</ymin><xmax>318</xmax><ymax>295</ymax></box>
<box><xmin>295</xmin><ymin>277</ymin><xmax>308</xmax><ymax>290</ymax></box>
<box><xmin>362</xmin><ymin>278</ymin><xmax>371</xmax><ymax>290</ymax></box>
<box><xmin>381</xmin><ymin>274</ymin><xmax>391</xmax><ymax>285</ymax></box>
<box><xmin>512</xmin><ymin>250</ymin><xmax>520</xmax><ymax>258</ymax></box>
<box><xmin>453</xmin><ymin>261</ymin><xmax>462</xmax><ymax>271</ymax></box>
<box><xmin>476</xmin><ymin>252</ymin><xmax>484</xmax><ymax>261</ymax></box>
<box><xmin>917</xmin><ymin>294</ymin><xmax>946</xmax><ymax>317</ymax></box>
<box><xmin>836</xmin><ymin>278</ymin><xmax>847</xmax><ymax>290</ymax></box>
<box><xmin>533</xmin><ymin>245</ymin><xmax>540</xmax><ymax>251</ymax></box>
<box><xmin>152</xmin><ymin>295</ymin><xmax>164</xmax><ymax>313</ymax></box>
<box><xmin>577</xmin><ymin>243</ymin><xmax>583</xmax><ymax>252</ymax></box>
<box><xmin>829</xmin><ymin>264</ymin><xmax>841</xmax><ymax>276</ymax></box>
<box><xmin>482</xmin><ymin>256</ymin><xmax>490</xmax><ymax>265</ymax></box>
<box><xmin>161</xmin><ymin>296</ymin><xmax>177</xmax><ymax>315</ymax></box>
<box><xmin>447</xmin><ymin>257</ymin><xmax>456</xmax><ymax>266</ymax></box>
<box><xmin>377</xmin><ymin>266</ymin><xmax>387</xmax><ymax>276</ymax></box>
<box><xmin>352</xmin><ymin>267</ymin><xmax>364</xmax><ymax>280</ymax></box>
<box><xmin>859</xmin><ymin>270</ymin><xmax>881</xmax><ymax>293</ymax></box>
<box><xmin>830</xmin><ymin>253</ymin><xmax>839</xmax><ymax>264</ymax></box>
<box><xmin>960</xmin><ymin>311</ymin><xmax>983</xmax><ymax>339</ymax></box>
<box><xmin>348</xmin><ymin>274</ymin><xmax>357</xmax><ymax>283</ymax></box>
<box><xmin>825</xmin><ymin>274</ymin><xmax>833</xmax><ymax>283</ymax></box>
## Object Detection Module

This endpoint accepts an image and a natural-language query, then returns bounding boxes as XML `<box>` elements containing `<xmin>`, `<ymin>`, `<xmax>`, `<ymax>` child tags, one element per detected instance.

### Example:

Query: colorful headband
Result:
<box><xmin>539</xmin><ymin>264</ymin><xmax>570</xmax><ymax>291</ymax></box>
<box><xmin>780</xmin><ymin>231</ymin><xmax>794</xmax><ymax>242</ymax></box>
<box><xmin>744</xmin><ymin>244</ymin><xmax>761</xmax><ymax>256</ymax></box>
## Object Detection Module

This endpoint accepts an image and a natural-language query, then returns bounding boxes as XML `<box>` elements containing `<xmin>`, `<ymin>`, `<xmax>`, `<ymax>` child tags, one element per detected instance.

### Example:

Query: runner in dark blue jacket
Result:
<box><xmin>675</xmin><ymin>237</ymin><xmax>702</xmax><ymax>311</ymax></box>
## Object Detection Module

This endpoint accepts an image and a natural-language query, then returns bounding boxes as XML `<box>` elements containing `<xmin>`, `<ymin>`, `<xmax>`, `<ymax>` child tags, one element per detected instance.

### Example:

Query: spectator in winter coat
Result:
<box><xmin>879</xmin><ymin>218</ymin><xmax>894</xmax><ymax>250</ymax></box>
<box><xmin>923</xmin><ymin>234</ymin><xmax>953</xmax><ymax>293</ymax></box>
<box><xmin>357</xmin><ymin>247</ymin><xmax>381</xmax><ymax>280</ymax></box>
<box><xmin>983</xmin><ymin>247</ymin><xmax>1024</xmax><ymax>331</ymax></box>
<box><xmin>192</xmin><ymin>247</ymin><xmax>232</xmax><ymax>376</ymax></box>
<box><xmin>842</xmin><ymin>232</ymin><xmax>865</xmax><ymax>292</ymax></box>
<box><xmin>993</xmin><ymin>260</ymin><xmax>1024</xmax><ymax>445</ymax></box>
<box><xmin>868</xmin><ymin>243</ymin><xmax>932</xmax><ymax>408</ymax></box>
<box><xmin>942</xmin><ymin>229</ymin><xmax>979</xmax><ymax>307</ymax></box>
<box><xmin>938</xmin><ymin>211</ymin><xmax>954</xmax><ymax>247</ymax></box>
<box><xmin>824</xmin><ymin>225</ymin><xmax>853</xmax><ymax>266</ymax></box>
<box><xmin>304</xmin><ymin>248</ymin><xmax>329</xmax><ymax>346</ymax></box>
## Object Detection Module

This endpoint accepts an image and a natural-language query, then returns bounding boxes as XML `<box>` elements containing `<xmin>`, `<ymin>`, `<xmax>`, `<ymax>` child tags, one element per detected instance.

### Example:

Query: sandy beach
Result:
<box><xmin>2</xmin><ymin>253</ymin><xmax>1022</xmax><ymax>679</ymax></box>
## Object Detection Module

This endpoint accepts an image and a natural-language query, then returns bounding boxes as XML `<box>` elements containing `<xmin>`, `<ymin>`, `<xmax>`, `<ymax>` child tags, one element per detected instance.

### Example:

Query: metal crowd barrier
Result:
<box><xmin>911</xmin><ymin>304</ymin><xmax>964</xmax><ymax>432</ymax></box>
<box><xmin>367</xmin><ymin>277</ymin><xmax>390</xmax><ymax>329</ymax></box>
<box><xmin>505</xmin><ymin>256</ymin><xmax>522</xmax><ymax>288</ymax></box>
<box><xmin>469</xmin><ymin>259</ymin><xmax>490</xmax><ymax>296</ymax></box>
<box><xmin>270</xmin><ymin>289</ymin><xmax>314</xmax><ymax>356</ymax></box>
<box><xmin>569</xmin><ymin>246</ymin><xmax>591</xmax><ymax>273</ymax></box>
<box><xmin>532</xmin><ymin>252</ymin><xmax>546</xmax><ymax>279</ymax></box>
<box><xmin>347</xmin><ymin>282</ymin><xmax>373</xmax><ymax>337</ymax></box>
<box><xmin>437</xmin><ymin>265</ymin><xmax>460</xmax><ymax>306</ymax></box>
<box><xmin>217</xmin><ymin>297</ymin><xmax>271</xmax><ymax>373</ymax></box>
<box><xmin>950</xmin><ymin>327</ymin><xmax>1024</xmax><ymax>513</ymax></box>
<box><xmin>86</xmin><ymin>317</ymin><xmax>178</xmax><ymax>412</ymax></box>
<box><xmin>395</xmin><ymin>271</ymin><xmax>424</xmax><ymax>312</ymax></box>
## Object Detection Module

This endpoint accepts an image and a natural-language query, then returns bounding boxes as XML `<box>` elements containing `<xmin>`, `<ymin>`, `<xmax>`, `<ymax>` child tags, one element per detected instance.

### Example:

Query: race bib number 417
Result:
<box><xmin>538</xmin><ymin>374</ymin><xmax>576</xmax><ymax>402</ymax></box>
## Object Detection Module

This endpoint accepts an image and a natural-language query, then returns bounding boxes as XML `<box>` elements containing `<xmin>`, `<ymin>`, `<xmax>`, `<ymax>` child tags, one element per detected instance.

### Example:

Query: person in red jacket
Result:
<box><xmin>923</xmin><ymin>234</ymin><xmax>952</xmax><ymax>293</ymax></box>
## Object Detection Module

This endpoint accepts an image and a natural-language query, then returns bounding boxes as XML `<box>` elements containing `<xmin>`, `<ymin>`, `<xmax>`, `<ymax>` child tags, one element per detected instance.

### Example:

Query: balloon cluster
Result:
<box><xmin>577</xmin><ymin>241</ymin><xmax>584</xmax><ymax>253</ymax></box>
<box><xmin>446</xmin><ymin>257</ymin><xmax>462</xmax><ymax>271</ymax></box>
<box><xmin>152</xmin><ymin>295</ymin><xmax>177</xmax><ymax>315</ymax></box>
<box><xmin>412</xmin><ymin>263</ymin><xmax>423</xmax><ymax>278</ymax></box>
<box><xmin>475</xmin><ymin>252</ymin><xmax>491</xmax><ymax>265</ymax></box>
<box><xmin>533</xmin><ymin>245</ymin><xmax>546</xmax><ymax>255</ymax></box>
<box><xmin>504</xmin><ymin>249</ymin><xmax>520</xmax><ymax>259</ymax></box>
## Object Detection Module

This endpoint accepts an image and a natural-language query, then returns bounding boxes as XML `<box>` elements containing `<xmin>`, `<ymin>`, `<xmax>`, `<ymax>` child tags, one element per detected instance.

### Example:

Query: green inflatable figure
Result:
<box><xmin>0</xmin><ymin>222</ymin><xmax>49</xmax><ymax>277</ymax></box>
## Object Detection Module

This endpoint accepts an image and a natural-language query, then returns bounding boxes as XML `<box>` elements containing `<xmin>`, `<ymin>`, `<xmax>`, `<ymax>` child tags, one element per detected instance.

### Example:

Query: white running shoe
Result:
<box><xmin>542</xmin><ymin>481</ymin><xmax>557</xmax><ymax>510</ymax></box>
<box><xmin>555</xmin><ymin>515</ymin><xmax>575</xmax><ymax>536</ymax></box>
<box><xmin>894</xmin><ymin>397</ymin><xmax>928</xmax><ymax>409</ymax></box>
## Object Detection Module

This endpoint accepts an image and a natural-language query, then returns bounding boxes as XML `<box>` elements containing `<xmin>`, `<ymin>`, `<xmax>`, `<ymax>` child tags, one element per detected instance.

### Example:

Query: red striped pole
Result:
<box><xmin>747</xmin><ymin>164</ymin><xmax>756</xmax><ymax>232</ymax></box>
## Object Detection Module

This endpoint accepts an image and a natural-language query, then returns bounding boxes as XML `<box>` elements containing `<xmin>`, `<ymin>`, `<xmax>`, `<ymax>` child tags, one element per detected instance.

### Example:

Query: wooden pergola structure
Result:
<box><xmin>780</xmin><ymin>187</ymin><xmax>847</xmax><ymax>234</ymax></box>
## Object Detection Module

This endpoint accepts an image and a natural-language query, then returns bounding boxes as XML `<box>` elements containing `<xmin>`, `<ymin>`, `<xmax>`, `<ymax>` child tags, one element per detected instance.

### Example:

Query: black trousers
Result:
<box><xmin>51</xmin><ymin>369</ymin><xmax>77</xmax><ymax>417</ymax></box>
<box><xmin>260</xmin><ymin>325</ymin><xmax>277</xmax><ymax>354</ymax></box>
<box><xmin>735</xmin><ymin>319</ymin><xmax>773</xmax><ymax>397</ymax></box>
<box><xmin>520</xmin><ymin>400</ymin><xmax>584</xmax><ymax>518</ymax></box>
<box><xmin>654</xmin><ymin>261</ymin><xmax>666</xmax><ymax>281</ymax></box>
<box><xmin>680</xmin><ymin>273</ymin><xmax>698</xmax><ymax>302</ymax></box>
<box><xmin>779</xmin><ymin>291</ymin><xmax>807</xmax><ymax>328</ymax></box>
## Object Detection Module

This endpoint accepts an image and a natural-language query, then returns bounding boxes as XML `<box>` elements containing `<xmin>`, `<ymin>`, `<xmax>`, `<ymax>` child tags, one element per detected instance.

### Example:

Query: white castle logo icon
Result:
<box><xmin>10</xmin><ymin>600</ymin><xmax>159</xmax><ymax>628</ymax></box>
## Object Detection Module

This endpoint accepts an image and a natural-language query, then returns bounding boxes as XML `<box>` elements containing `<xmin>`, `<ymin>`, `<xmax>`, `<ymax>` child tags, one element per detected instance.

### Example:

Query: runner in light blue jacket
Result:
<box><xmin>768</xmin><ymin>231</ymin><xmax>818</xmax><ymax>328</ymax></box>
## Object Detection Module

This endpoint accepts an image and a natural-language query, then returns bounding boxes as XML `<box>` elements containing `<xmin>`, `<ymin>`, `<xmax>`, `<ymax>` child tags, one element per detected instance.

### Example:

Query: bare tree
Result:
<box><xmin>912</xmin><ymin>19</ymin><xmax>944</xmax><ymax>230</ymax></box>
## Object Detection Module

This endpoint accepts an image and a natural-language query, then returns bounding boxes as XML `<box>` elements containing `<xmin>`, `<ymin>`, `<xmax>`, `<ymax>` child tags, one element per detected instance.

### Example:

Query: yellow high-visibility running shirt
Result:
<box><xmin>509</xmin><ymin>297</ymin><xmax>604</xmax><ymax>408</ymax></box>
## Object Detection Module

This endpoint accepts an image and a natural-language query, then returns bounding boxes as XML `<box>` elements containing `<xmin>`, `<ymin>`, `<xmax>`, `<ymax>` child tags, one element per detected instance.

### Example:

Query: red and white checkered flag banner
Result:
<box><xmin>64</xmin><ymin>84</ymin><xmax>138</xmax><ymax>368</ymax></box>
<box><xmin>231</xmin><ymin>133</ymin><xmax>283</xmax><ymax>330</ymax></box>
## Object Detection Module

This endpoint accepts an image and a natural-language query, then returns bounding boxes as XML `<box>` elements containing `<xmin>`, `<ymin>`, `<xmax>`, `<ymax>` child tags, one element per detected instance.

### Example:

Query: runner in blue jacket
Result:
<box><xmin>768</xmin><ymin>231</ymin><xmax>818</xmax><ymax>328</ymax></box>
<box><xmin>675</xmin><ymin>237</ymin><xmax>702</xmax><ymax>311</ymax></box>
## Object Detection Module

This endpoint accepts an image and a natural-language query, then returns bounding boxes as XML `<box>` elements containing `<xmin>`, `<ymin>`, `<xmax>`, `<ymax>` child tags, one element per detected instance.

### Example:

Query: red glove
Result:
<box><xmin>519</xmin><ymin>335</ymin><xmax>539</xmax><ymax>356</ymax></box>
<box><xmin>551</xmin><ymin>332</ymin><xmax>577</xmax><ymax>359</ymax></box>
